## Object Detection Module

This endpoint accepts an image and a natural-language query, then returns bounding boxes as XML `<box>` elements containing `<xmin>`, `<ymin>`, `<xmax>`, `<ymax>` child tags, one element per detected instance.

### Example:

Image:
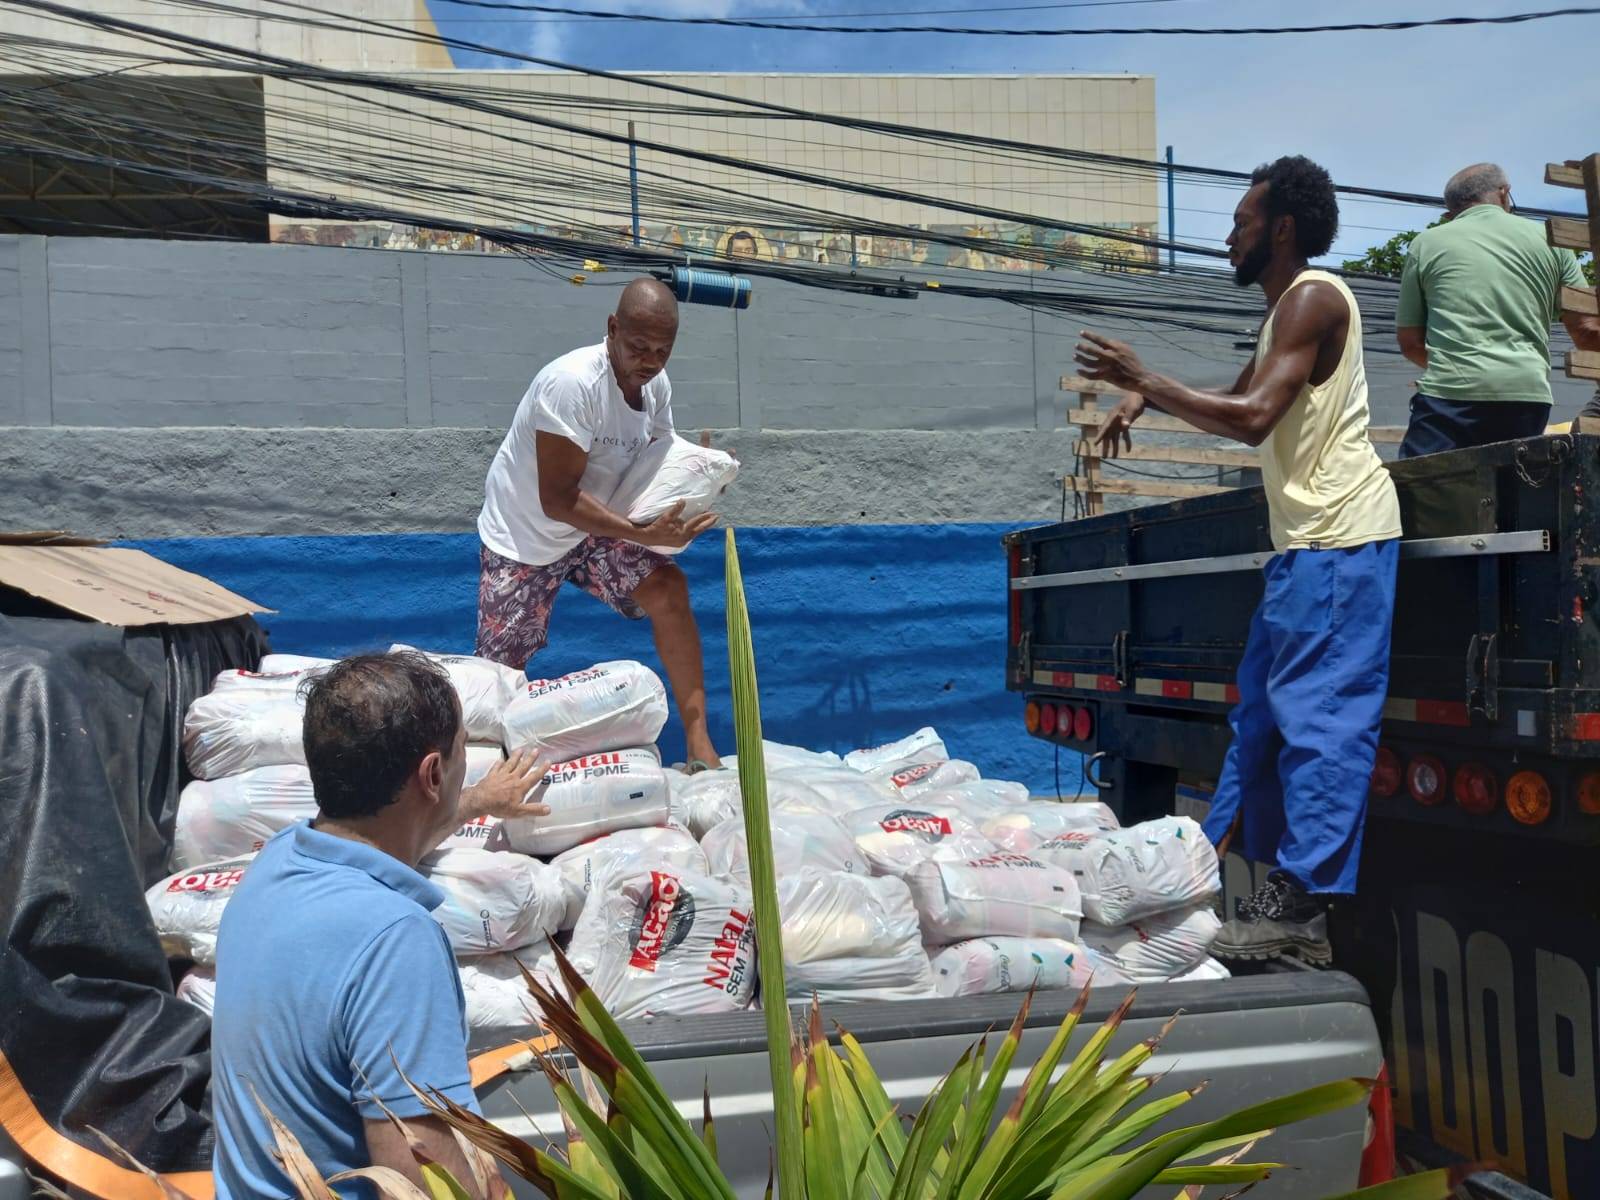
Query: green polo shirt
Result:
<box><xmin>1396</xmin><ymin>204</ymin><xmax>1584</xmax><ymax>404</ymax></box>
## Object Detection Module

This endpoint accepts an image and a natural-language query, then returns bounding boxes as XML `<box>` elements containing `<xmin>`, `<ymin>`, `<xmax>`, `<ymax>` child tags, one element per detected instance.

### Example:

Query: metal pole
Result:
<box><xmin>1165</xmin><ymin>144</ymin><xmax>1176</xmax><ymax>272</ymax></box>
<box><xmin>628</xmin><ymin>120</ymin><xmax>641</xmax><ymax>247</ymax></box>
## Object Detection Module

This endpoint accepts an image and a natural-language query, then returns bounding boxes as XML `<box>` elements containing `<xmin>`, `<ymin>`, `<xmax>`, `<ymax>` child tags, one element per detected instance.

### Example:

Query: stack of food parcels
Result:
<box><xmin>158</xmin><ymin>684</ymin><xmax>1229</xmax><ymax>1027</ymax></box>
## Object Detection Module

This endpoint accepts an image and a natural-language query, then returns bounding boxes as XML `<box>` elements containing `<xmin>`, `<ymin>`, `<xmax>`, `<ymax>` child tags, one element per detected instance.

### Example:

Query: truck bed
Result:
<box><xmin>474</xmin><ymin>971</ymin><xmax>1381</xmax><ymax>1198</ymax></box>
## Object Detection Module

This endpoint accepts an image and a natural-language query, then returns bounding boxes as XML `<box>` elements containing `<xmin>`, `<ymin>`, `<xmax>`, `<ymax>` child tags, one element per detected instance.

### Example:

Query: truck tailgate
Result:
<box><xmin>475</xmin><ymin>972</ymin><xmax>1380</xmax><ymax>1198</ymax></box>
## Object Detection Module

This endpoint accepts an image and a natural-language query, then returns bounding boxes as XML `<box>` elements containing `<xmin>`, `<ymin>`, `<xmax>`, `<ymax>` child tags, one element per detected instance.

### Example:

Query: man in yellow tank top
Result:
<box><xmin>1075</xmin><ymin>156</ymin><xmax>1402</xmax><ymax>966</ymax></box>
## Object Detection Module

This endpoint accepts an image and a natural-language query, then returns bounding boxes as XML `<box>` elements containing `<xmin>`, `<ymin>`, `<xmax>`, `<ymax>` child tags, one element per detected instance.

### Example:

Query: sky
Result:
<box><xmin>421</xmin><ymin>0</ymin><xmax>1600</xmax><ymax>265</ymax></box>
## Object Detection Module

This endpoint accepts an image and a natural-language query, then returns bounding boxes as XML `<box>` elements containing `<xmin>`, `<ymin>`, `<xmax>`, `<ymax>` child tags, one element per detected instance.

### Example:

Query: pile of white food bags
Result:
<box><xmin>145</xmin><ymin>856</ymin><xmax>254</xmax><ymax>965</ymax></box>
<box><xmin>584</xmin><ymin>870</ymin><xmax>756</xmax><ymax>1020</ymax></box>
<box><xmin>929</xmin><ymin>936</ymin><xmax>1095</xmax><ymax>998</ymax></box>
<box><xmin>1080</xmin><ymin>904</ymin><xmax>1223</xmax><ymax>983</ymax></box>
<box><xmin>843</xmin><ymin>803</ymin><xmax>996</xmax><ymax>877</ymax></box>
<box><xmin>421</xmin><ymin>848</ymin><xmax>579</xmax><ymax>956</ymax></box>
<box><xmin>551</xmin><ymin>826</ymin><xmax>708</xmax><ymax>901</ymax></box>
<box><xmin>843</xmin><ymin>727</ymin><xmax>948</xmax><ymax>774</ymax></box>
<box><xmin>389</xmin><ymin>644</ymin><xmax>526</xmax><ymax>744</ymax></box>
<box><xmin>177</xmin><ymin>965</ymin><xmax>217</xmax><ymax>1015</ymax></box>
<box><xmin>979</xmin><ymin>800</ymin><xmax>1121</xmax><ymax>855</ymax></box>
<box><xmin>503</xmin><ymin>661</ymin><xmax>667</xmax><ymax>759</ymax></box>
<box><xmin>906</xmin><ymin>851</ymin><xmax>1083</xmax><ymax>945</ymax></box>
<box><xmin>499</xmin><ymin>748</ymin><xmax>670</xmax><ymax>856</ymax></box>
<box><xmin>777</xmin><ymin>871</ymin><xmax>935</xmax><ymax>1002</ymax></box>
<box><xmin>701</xmin><ymin>807</ymin><xmax>863</xmax><ymax>886</ymax></box>
<box><xmin>1033</xmin><ymin>817</ymin><xmax>1219</xmax><ymax>925</ymax></box>
<box><xmin>173</xmin><ymin>746</ymin><xmax>506</xmax><ymax>870</ymax></box>
<box><xmin>607</xmin><ymin>434</ymin><xmax>739</xmax><ymax>530</ymax></box>
<box><xmin>869</xmin><ymin>759</ymin><xmax>983</xmax><ymax>799</ymax></box>
<box><xmin>458</xmin><ymin>953</ymin><xmax>555</xmax><ymax>1030</ymax></box>
<box><xmin>182</xmin><ymin>670</ymin><xmax>310</xmax><ymax>779</ymax></box>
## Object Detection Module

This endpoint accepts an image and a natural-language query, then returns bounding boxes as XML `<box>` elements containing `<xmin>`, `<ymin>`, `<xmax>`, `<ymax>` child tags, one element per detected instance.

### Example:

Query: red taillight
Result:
<box><xmin>1406</xmin><ymin>755</ymin><xmax>1446</xmax><ymax>806</ymax></box>
<box><xmin>1370</xmin><ymin>747</ymin><xmax>1401</xmax><ymax>798</ymax></box>
<box><xmin>1039</xmin><ymin>702</ymin><xmax>1058</xmax><ymax>736</ymax></box>
<box><xmin>1579</xmin><ymin>771</ymin><xmax>1600</xmax><ymax>815</ymax></box>
<box><xmin>1073</xmin><ymin>706</ymin><xmax>1094</xmax><ymax>742</ymax></box>
<box><xmin>1452</xmin><ymin>763</ymin><xmax>1499</xmax><ymax>815</ymax></box>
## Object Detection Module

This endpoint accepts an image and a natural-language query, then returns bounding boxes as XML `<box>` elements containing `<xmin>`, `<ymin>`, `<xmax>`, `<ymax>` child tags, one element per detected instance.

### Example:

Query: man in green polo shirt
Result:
<box><xmin>1395</xmin><ymin>162</ymin><xmax>1599</xmax><ymax>457</ymax></box>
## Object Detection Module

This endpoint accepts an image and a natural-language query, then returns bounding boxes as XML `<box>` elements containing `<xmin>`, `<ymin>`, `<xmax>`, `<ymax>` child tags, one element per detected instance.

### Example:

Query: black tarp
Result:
<box><xmin>0</xmin><ymin>601</ymin><xmax>266</xmax><ymax>1173</ymax></box>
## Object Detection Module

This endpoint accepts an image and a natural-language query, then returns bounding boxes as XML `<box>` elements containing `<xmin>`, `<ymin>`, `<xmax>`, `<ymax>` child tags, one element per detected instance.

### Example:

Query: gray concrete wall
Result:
<box><xmin>17</xmin><ymin>233</ymin><xmax>1595</xmax><ymax>437</ymax></box>
<box><xmin>0</xmin><ymin>426</ymin><xmax>1081</xmax><ymax>537</ymax></box>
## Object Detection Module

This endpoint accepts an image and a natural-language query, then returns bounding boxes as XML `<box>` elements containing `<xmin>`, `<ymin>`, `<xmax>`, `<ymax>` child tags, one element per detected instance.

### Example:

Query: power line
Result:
<box><xmin>422</xmin><ymin>1</ymin><xmax>1600</xmax><ymax>38</ymax></box>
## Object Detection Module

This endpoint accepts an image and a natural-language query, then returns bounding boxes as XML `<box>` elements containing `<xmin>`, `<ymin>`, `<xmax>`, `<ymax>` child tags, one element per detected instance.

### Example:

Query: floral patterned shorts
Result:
<box><xmin>474</xmin><ymin>539</ymin><xmax>671</xmax><ymax>668</ymax></box>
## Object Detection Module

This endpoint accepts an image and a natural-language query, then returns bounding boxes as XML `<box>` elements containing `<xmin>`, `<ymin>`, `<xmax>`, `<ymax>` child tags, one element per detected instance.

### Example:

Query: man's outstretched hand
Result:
<box><xmin>1074</xmin><ymin>330</ymin><xmax>1147</xmax><ymax>392</ymax></box>
<box><xmin>459</xmin><ymin>748</ymin><xmax>551</xmax><ymax>823</ymax></box>
<box><xmin>638</xmin><ymin>500</ymin><xmax>718</xmax><ymax>550</ymax></box>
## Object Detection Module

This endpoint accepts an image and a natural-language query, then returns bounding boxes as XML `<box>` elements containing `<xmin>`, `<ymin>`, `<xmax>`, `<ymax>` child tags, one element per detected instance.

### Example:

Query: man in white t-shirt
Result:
<box><xmin>477</xmin><ymin>277</ymin><xmax>722</xmax><ymax>768</ymax></box>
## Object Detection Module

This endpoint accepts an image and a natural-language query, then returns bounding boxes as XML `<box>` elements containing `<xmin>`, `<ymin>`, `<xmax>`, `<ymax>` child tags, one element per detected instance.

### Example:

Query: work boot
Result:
<box><xmin>1212</xmin><ymin>871</ymin><xmax>1332</xmax><ymax>967</ymax></box>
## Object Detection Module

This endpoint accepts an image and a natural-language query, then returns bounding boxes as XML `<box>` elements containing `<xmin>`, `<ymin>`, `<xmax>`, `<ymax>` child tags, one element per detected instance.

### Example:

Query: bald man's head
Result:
<box><xmin>1444</xmin><ymin>163</ymin><xmax>1510</xmax><ymax>214</ymax></box>
<box><xmin>607</xmin><ymin>276</ymin><xmax>680</xmax><ymax>400</ymax></box>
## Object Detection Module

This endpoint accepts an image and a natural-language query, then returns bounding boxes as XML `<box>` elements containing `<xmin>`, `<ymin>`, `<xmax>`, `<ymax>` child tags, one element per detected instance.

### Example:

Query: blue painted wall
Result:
<box><xmin>126</xmin><ymin>523</ymin><xmax>1083</xmax><ymax>795</ymax></box>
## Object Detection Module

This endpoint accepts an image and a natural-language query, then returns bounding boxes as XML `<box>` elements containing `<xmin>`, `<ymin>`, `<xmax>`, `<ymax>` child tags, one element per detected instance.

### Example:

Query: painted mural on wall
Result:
<box><xmin>270</xmin><ymin>218</ymin><xmax>1159</xmax><ymax>273</ymax></box>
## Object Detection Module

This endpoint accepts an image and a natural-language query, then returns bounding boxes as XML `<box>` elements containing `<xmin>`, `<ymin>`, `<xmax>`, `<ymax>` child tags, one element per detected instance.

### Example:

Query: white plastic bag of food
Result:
<box><xmin>422</xmin><ymin>848</ymin><xmax>578</xmax><ymax>956</ymax></box>
<box><xmin>929</xmin><ymin>936</ymin><xmax>1094</xmax><ymax>998</ymax></box>
<box><xmin>778</xmin><ymin>870</ymin><xmax>922</xmax><ymax>964</ymax></box>
<box><xmin>1033</xmin><ymin>817</ymin><xmax>1219</xmax><ymax>925</ymax></box>
<box><xmin>906</xmin><ymin>851</ymin><xmax>1082</xmax><ymax>945</ymax></box>
<box><xmin>584</xmin><ymin>870</ymin><xmax>756</xmax><ymax>1019</ymax></box>
<box><xmin>257</xmin><ymin>653</ymin><xmax>333</xmax><ymax>675</ymax></box>
<box><xmin>177</xmin><ymin>965</ymin><xmax>217</xmax><ymax>1015</ymax></box>
<box><xmin>550</xmin><ymin>826</ymin><xmax>708</xmax><ymax>903</ymax></box>
<box><xmin>499</xmin><ymin>748</ymin><xmax>670</xmax><ymax>857</ymax></box>
<box><xmin>869</xmin><ymin>759</ymin><xmax>983</xmax><ymax>799</ymax></box>
<box><xmin>774</xmin><ymin>868</ymin><xmax>936</xmax><ymax>1002</ymax></box>
<box><xmin>459</xmin><ymin>952</ymin><xmax>553</xmax><ymax>1030</ymax></box>
<box><xmin>145</xmin><ymin>856</ymin><xmax>254</xmax><ymax>965</ymax></box>
<box><xmin>918</xmin><ymin>780</ymin><xmax>1032</xmax><ymax>818</ymax></box>
<box><xmin>389</xmin><ymin>644</ymin><xmax>525</xmax><ymax>743</ymax></box>
<box><xmin>843</xmin><ymin>803</ymin><xmax>996</xmax><ymax>878</ymax></box>
<box><xmin>173</xmin><ymin>765</ymin><xmax>314</xmax><ymax>871</ymax></box>
<box><xmin>770</xmin><ymin>765</ymin><xmax>901</xmax><ymax>818</ymax></box>
<box><xmin>702</xmin><ymin>808</ymin><xmax>863</xmax><ymax>885</ymax></box>
<box><xmin>1080</xmin><ymin>903</ymin><xmax>1222</xmax><ymax>983</ymax></box>
<box><xmin>674</xmin><ymin>770</ymin><xmax>834</xmax><ymax>839</ymax></box>
<box><xmin>1170</xmin><ymin>956</ymin><xmax>1231</xmax><ymax>983</ymax></box>
<box><xmin>980</xmin><ymin>800</ymin><xmax>1121</xmax><ymax>854</ymax></box>
<box><xmin>844</xmin><ymin>727</ymin><xmax>948</xmax><ymax>774</ymax></box>
<box><xmin>503</xmin><ymin>661</ymin><xmax>668</xmax><ymax>759</ymax></box>
<box><xmin>183</xmin><ymin>677</ymin><xmax>306</xmax><ymax>779</ymax></box>
<box><xmin>608</xmin><ymin>434</ymin><xmax>739</xmax><ymax>533</ymax></box>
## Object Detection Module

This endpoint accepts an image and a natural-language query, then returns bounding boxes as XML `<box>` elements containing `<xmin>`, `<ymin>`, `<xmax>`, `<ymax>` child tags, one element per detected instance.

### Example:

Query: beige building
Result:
<box><xmin>1</xmin><ymin>1</ymin><xmax>1159</xmax><ymax>269</ymax></box>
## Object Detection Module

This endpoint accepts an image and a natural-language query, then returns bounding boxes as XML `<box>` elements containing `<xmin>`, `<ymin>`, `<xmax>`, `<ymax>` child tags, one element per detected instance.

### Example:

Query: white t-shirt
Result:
<box><xmin>479</xmin><ymin>343</ymin><xmax>675</xmax><ymax>566</ymax></box>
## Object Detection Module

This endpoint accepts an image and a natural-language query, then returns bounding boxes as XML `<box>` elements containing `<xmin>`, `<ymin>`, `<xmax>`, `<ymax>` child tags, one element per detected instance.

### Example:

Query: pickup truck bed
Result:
<box><xmin>474</xmin><ymin>971</ymin><xmax>1381</xmax><ymax>1199</ymax></box>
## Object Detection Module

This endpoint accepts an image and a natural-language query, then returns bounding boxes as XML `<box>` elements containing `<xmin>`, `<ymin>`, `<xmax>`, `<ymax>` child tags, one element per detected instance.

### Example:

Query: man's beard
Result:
<box><xmin>1233</xmin><ymin>237</ymin><xmax>1271</xmax><ymax>287</ymax></box>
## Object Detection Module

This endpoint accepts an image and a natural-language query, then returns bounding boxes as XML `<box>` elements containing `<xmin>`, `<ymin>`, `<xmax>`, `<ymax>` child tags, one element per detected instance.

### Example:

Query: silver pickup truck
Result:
<box><xmin>475</xmin><ymin>970</ymin><xmax>1382</xmax><ymax>1199</ymax></box>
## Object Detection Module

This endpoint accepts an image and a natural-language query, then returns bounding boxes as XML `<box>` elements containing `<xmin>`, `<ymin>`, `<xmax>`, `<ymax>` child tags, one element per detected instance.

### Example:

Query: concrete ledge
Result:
<box><xmin>2</xmin><ymin>426</ymin><xmax>1086</xmax><ymax>538</ymax></box>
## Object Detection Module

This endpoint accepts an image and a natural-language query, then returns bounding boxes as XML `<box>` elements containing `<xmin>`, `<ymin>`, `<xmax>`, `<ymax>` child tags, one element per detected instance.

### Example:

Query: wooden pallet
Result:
<box><xmin>1058</xmin><ymin>377</ymin><xmax>1405</xmax><ymax>515</ymax></box>
<box><xmin>1546</xmin><ymin>154</ymin><xmax>1600</xmax><ymax>383</ymax></box>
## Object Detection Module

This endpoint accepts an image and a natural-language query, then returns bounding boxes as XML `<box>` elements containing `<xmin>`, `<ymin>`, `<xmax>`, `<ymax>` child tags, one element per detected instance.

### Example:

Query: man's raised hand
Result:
<box><xmin>459</xmin><ymin>748</ymin><xmax>551</xmax><ymax>823</ymax></box>
<box><xmin>1094</xmin><ymin>393</ymin><xmax>1147</xmax><ymax>459</ymax></box>
<box><xmin>1074</xmin><ymin>330</ymin><xmax>1148</xmax><ymax>394</ymax></box>
<box><xmin>639</xmin><ymin>499</ymin><xmax>719</xmax><ymax>550</ymax></box>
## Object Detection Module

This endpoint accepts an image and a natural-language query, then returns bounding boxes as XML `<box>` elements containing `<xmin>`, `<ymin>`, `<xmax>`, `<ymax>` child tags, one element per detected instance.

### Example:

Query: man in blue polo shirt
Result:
<box><xmin>210</xmin><ymin>652</ymin><xmax>542</xmax><ymax>1198</ymax></box>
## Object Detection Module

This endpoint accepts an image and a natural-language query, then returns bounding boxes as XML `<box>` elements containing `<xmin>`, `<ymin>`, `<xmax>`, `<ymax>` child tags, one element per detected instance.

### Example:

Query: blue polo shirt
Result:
<box><xmin>210</xmin><ymin>822</ymin><xmax>478</xmax><ymax>1200</ymax></box>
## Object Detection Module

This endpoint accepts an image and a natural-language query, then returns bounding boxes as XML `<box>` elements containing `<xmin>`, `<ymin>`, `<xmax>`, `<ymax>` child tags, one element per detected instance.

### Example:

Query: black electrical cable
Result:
<box><xmin>422</xmin><ymin>0</ymin><xmax>1600</xmax><ymax>39</ymax></box>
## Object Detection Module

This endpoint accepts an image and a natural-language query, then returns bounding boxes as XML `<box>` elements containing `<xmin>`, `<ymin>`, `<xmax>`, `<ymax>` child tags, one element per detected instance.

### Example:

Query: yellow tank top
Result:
<box><xmin>1257</xmin><ymin>270</ymin><xmax>1402</xmax><ymax>552</ymax></box>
